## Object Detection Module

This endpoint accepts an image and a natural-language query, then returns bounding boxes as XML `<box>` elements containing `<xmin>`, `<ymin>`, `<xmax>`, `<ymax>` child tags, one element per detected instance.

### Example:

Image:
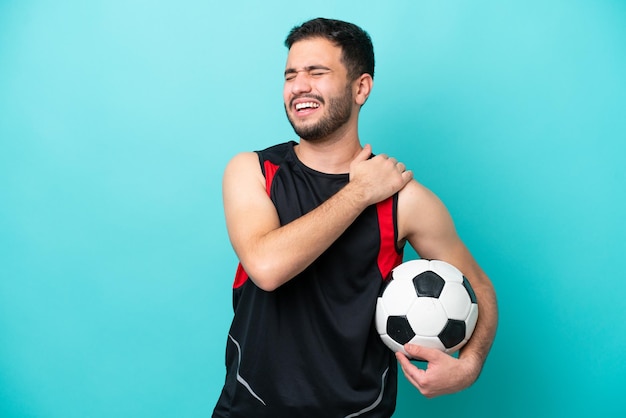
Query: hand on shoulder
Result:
<box><xmin>347</xmin><ymin>144</ymin><xmax>413</xmax><ymax>206</ymax></box>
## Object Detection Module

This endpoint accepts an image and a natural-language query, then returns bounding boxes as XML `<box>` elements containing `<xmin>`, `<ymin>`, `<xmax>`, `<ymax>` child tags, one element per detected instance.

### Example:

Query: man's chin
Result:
<box><xmin>294</xmin><ymin>128</ymin><xmax>327</xmax><ymax>142</ymax></box>
<box><xmin>290</xmin><ymin>123</ymin><xmax>325</xmax><ymax>142</ymax></box>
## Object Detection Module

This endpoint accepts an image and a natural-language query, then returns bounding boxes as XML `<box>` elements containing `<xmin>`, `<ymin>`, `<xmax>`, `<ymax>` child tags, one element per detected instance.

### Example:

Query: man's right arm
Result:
<box><xmin>222</xmin><ymin>145</ymin><xmax>412</xmax><ymax>291</ymax></box>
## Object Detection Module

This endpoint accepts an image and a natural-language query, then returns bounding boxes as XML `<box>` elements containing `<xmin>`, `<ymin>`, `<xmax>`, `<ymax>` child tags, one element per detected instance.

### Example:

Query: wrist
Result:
<box><xmin>341</xmin><ymin>181</ymin><xmax>373</xmax><ymax>210</ymax></box>
<box><xmin>458</xmin><ymin>352</ymin><xmax>484</xmax><ymax>384</ymax></box>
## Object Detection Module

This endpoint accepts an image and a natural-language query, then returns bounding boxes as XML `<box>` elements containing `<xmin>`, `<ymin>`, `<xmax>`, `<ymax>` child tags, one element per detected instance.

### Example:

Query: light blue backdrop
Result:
<box><xmin>1</xmin><ymin>0</ymin><xmax>625</xmax><ymax>417</ymax></box>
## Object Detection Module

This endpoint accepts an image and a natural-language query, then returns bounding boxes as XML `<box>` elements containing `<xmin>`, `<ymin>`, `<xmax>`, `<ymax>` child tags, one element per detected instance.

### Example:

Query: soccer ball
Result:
<box><xmin>375</xmin><ymin>259</ymin><xmax>478</xmax><ymax>357</ymax></box>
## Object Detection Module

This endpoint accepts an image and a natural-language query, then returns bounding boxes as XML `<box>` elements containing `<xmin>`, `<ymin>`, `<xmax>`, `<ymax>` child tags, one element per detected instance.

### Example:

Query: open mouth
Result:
<box><xmin>295</xmin><ymin>102</ymin><xmax>320</xmax><ymax>112</ymax></box>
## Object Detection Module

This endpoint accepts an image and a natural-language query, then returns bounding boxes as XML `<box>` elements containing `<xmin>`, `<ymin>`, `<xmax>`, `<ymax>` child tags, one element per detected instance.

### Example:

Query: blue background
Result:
<box><xmin>1</xmin><ymin>0</ymin><xmax>625</xmax><ymax>417</ymax></box>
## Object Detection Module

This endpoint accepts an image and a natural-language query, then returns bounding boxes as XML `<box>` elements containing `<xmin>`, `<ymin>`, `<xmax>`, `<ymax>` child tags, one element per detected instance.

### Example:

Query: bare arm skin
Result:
<box><xmin>222</xmin><ymin>144</ymin><xmax>413</xmax><ymax>291</ymax></box>
<box><xmin>395</xmin><ymin>180</ymin><xmax>498</xmax><ymax>398</ymax></box>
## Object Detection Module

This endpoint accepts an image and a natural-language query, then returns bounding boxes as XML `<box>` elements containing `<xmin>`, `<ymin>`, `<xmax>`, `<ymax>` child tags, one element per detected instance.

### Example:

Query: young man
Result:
<box><xmin>213</xmin><ymin>18</ymin><xmax>498</xmax><ymax>418</ymax></box>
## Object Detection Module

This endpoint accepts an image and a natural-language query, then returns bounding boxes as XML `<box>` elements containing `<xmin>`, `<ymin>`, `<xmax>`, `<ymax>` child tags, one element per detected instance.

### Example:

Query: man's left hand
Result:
<box><xmin>396</xmin><ymin>344</ymin><xmax>482</xmax><ymax>398</ymax></box>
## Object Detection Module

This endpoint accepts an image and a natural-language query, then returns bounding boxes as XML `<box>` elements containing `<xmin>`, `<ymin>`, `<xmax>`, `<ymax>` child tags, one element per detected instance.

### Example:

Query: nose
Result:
<box><xmin>290</xmin><ymin>72</ymin><xmax>312</xmax><ymax>96</ymax></box>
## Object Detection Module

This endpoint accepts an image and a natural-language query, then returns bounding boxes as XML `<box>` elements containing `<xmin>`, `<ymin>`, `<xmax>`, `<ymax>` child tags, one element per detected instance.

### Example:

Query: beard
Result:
<box><xmin>285</xmin><ymin>85</ymin><xmax>353</xmax><ymax>142</ymax></box>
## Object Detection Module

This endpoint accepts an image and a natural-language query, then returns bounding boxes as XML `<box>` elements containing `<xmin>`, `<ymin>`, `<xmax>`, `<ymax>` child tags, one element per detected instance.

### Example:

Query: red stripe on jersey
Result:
<box><xmin>233</xmin><ymin>262</ymin><xmax>249</xmax><ymax>289</ymax></box>
<box><xmin>232</xmin><ymin>160</ymin><xmax>280</xmax><ymax>289</ymax></box>
<box><xmin>263</xmin><ymin>160</ymin><xmax>280</xmax><ymax>194</ymax></box>
<box><xmin>376</xmin><ymin>197</ymin><xmax>402</xmax><ymax>280</ymax></box>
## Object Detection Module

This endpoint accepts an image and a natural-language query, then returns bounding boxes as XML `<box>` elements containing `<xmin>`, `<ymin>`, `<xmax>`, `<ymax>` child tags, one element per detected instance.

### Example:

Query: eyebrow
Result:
<box><xmin>284</xmin><ymin>65</ymin><xmax>332</xmax><ymax>76</ymax></box>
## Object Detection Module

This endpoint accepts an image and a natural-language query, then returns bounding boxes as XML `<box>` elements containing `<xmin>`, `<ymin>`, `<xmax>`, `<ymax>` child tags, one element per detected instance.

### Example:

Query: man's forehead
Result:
<box><xmin>287</xmin><ymin>38</ymin><xmax>341</xmax><ymax>59</ymax></box>
<box><xmin>285</xmin><ymin>38</ymin><xmax>343</xmax><ymax>69</ymax></box>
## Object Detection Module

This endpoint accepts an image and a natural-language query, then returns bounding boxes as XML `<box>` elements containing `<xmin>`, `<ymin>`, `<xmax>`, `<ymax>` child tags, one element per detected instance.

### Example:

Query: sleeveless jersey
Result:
<box><xmin>213</xmin><ymin>141</ymin><xmax>404</xmax><ymax>418</ymax></box>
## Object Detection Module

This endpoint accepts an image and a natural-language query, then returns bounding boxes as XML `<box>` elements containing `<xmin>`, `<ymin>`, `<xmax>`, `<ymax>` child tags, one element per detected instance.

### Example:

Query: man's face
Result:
<box><xmin>283</xmin><ymin>38</ymin><xmax>355</xmax><ymax>142</ymax></box>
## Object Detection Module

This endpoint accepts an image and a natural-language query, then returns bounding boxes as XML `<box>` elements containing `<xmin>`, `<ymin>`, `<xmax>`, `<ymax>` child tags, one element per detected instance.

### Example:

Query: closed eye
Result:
<box><xmin>310</xmin><ymin>70</ymin><xmax>330</xmax><ymax>77</ymax></box>
<box><xmin>284</xmin><ymin>66</ymin><xmax>332</xmax><ymax>81</ymax></box>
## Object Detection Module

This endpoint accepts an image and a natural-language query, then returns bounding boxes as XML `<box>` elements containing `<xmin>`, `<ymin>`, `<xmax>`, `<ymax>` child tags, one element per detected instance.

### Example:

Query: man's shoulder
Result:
<box><xmin>397</xmin><ymin>179</ymin><xmax>456</xmax><ymax>249</ymax></box>
<box><xmin>399</xmin><ymin>179</ymin><xmax>439</xmax><ymax>204</ymax></box>
<box><xmin>253</xmin><ymin>141</ymin><xmax>299</xmax><ymax>174</ymax></box>
<box><xmin>225</xmin><ymin>141</ymin><xmax>292</xmax><ymax>169</ymax></box>
<box><xmin>397</xmin><ymin>180</ymin><xmax>448</xmax><ymax>225</ymax></box>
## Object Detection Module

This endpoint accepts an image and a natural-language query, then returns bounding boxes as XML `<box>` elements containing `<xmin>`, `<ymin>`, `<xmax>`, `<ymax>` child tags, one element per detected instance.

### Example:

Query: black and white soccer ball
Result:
<box><xmin>375</xmin><ymin>259</ymin><xmax>478</xmax><ymax>356</ymax></box>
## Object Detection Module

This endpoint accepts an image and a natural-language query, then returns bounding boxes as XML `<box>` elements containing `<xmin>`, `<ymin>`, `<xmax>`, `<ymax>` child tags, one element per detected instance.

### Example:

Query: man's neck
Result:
<box><xmin>294</xmin><ymin>132</ymin><xmax>363</xmax><ymax>174</ymax></box>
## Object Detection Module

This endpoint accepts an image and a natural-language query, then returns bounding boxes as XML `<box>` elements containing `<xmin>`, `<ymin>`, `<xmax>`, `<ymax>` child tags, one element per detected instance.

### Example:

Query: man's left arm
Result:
<box><xmin>396</xmin><ymin>180</ymin><xmax>499</xmax><ymax>398</ymax></box>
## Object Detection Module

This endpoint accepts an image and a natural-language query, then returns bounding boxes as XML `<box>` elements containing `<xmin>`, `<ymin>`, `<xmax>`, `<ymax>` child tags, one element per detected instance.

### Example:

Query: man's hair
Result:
<box><xmin>284</xmin><ymin>18</ymin><xmax>375</xmax><ymax>81</ymax></box>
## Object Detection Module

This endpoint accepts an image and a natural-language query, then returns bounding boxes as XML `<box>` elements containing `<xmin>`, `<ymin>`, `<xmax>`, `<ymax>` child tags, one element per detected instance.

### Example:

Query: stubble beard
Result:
<box><xmin>285</xmin><ymin>85</ymin><xmax>354</xmax><ymax>143</ymax></box>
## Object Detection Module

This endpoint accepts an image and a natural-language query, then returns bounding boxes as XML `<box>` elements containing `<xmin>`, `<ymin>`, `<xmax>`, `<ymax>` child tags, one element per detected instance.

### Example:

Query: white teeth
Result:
<box><xmin>295</xmin><ymin>102</ymin><xmax>320</xmax><ymax>110</ymax></box>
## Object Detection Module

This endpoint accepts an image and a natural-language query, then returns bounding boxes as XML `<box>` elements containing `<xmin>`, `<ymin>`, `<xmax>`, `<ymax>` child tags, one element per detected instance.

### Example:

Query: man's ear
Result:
<box><xmin>354</xmin><ymin>74</ymin><xmax>373</xmax><ymax>106</ymax></box>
